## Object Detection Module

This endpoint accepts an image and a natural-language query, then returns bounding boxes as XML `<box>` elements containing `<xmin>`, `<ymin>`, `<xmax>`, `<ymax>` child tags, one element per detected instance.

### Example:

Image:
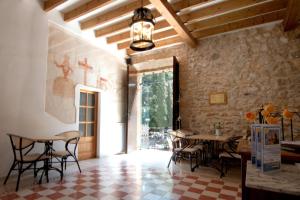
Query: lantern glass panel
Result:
<box><xmin>130</xmin><ymin>7</ymin><xmax>155</xmax><ymax>51</ymax></box>
<box><xmin>131</xmin><ymin>21</ymin><xmax>153</xmax><ymax>44</ymax></box>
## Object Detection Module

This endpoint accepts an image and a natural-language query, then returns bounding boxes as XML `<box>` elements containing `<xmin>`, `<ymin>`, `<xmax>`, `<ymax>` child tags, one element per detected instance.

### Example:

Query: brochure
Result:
<box><xmin>255</xmin><ymin>125</ymin><xmax>262</xmax><ymax>168</ymax></box>
<box><xmin>250</xmin><ymin>124</ymin><xmax>258</xmax><ymax>164</ymax></box>
<box><xmin>261</xmin><ymin>125</ymin><xmax>281</xmax><ymax>172</ymax></box>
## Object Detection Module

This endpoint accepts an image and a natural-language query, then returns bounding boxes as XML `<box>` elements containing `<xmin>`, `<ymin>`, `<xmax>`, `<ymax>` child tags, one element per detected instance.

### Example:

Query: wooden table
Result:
<box><xmin>187</xmin><ymin>134</ymin><xmax>233</xmax><ymax>142</ymax></box>
<box><xmin>20</xmin><ymin>135</ymin><xmax>66</xmax><ymax>143</ymax></box>
<box><xmin>237</xmin><ymin>140</ymin><xmax>300</xmax><ymax>200</ymax></box>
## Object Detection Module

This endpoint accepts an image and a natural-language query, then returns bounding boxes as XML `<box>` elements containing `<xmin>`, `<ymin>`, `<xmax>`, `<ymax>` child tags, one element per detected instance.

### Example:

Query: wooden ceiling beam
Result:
<box><xmin>148</xmin><ymin>0</ymin><xmax>197</xmax><ymax>47</ymax></box>
<box><xmin>130</xmin><ymin>49</ymin><xmax>180</xmax><ymax>64</ymax></box>
<box><xmin>95</xmin><ymin>21</ymin><xmax>131</xmax><ymax>38</ymax></box>
<box><xmin>80</xmin><ymin>0</ymin><xmax>151</xmax><ymax>30</ymax></box>
<box><xmin>126</xmin><ymin>36</ymin><xmax>182</xmax><ymax>55</ymax></box>
<box><xmin>185</xmin><ymin>0</ymin><xmax>268</xmax><ymax>23</ymax></box>
<box><xmin>130</xmin><ymin>65</ymin><xmax>173</xmax><ymax>74</ymax></box>
<box><xmin>95</xmin><ymin>0</ymin><xmax>210</xmax><ymax>37</ymax></box>
<box><xmin>107</xmin><ymin>20</ymin><xmax>170</xmax><ymax>44</ymax></box>
<box><xmin>283</xmin><ymin>0</ymin><xmax>300</xmax><ymax>31</ymax></box>
<box><xmin>163</xmin><ymin>0</ymin><xmax>210</xmax><ymax>13</ymax></box>
<box><xmin>44</xmin><ymin>0</ymin><xmax>67</xmax><ymax>12</ymax></box>
<box><xmin>104</xmin><ymin>0</ymin><xmax>267</xmax><ymax>44</ymax></box>
<box><xmin>128</xmin><ymin>9</ymin><xmax>285</xmax><ymax>55</ymax></box>
<box><xmin>192</xmin><ymin>9</ymin><xmax>286</xmax><ymax>39</ymax></box>
<box><xmin>119</xmin><ymin>0</ymin><xmax>286</xmax><ymax>50</ymax></box>
<box><xmin>187</xmin><ymin>0</ymin><xmax>288</xmax><ymax>32</ymax></box>
<box><xmin>118</xmin><ymin>29</ymin><xmax>177</xmax><ymax>49</ymax></box>
<box><xmin>63</xmin><ymin>0</ymin><xmax>113</xmax><ymax>22</ymax></box>
<box><xmin>108</xmin><ymin>31</ymin><xmax>130</xmax><ymax>45</ymax></box>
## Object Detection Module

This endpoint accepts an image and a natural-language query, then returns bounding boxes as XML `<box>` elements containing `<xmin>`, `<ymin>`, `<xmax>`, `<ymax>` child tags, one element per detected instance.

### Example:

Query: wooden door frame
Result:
<box><xmin>75</xmin><ymin>84</ymin><xmax>102</xmax><ymax>158</ymax></box>
<box><xmin>172</xmin><ymin>56</ymin><xmax>180</xmax><ymax>130</ymax></box>
<box><xmin>126</xmin><ymin>56</ymin><xmax>179</xmax><ymax>152</ymax></box>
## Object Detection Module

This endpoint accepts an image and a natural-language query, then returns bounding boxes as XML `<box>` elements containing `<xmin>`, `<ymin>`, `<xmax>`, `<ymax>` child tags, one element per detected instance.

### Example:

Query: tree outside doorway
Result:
<box><xmin>140</xmin><ymin>71</ymin><xmax>173</xmax><ymax>150</ymax></box>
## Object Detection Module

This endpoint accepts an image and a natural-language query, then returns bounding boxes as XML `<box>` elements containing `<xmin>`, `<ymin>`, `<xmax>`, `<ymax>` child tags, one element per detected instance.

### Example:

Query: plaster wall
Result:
<box><xmin>0</xmin><ymin>0</ymin><xmax>126</xmax><ymax>177</ymax></box>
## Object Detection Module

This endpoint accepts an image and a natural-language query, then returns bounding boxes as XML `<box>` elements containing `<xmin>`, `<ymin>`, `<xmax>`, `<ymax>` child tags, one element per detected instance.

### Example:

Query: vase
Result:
<box><xmin>215</xmin><ymin>129</ymin><xmax>222</xmax><ymax>136</ymax></box>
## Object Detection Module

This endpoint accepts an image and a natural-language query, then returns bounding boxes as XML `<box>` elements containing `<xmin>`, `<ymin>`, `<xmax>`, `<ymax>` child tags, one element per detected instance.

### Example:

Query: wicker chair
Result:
<box><xmin>167</xmin><ymin>130</ymin><xmax>205</xmax><ymax>172</ymax></box>
<box><xmin>3</xmin><ymin>134</ymin><xmax>50</xmax><ymax>191</ymax></box>
<box><xmin>219</xmin><ymin>136</ymin><xmax>243</xmax><ymax>177</ymax></box>
<box><xmin>51</xmin><ymin>131</ymin><xmax>81</xmax><ymax>174</ymax></box>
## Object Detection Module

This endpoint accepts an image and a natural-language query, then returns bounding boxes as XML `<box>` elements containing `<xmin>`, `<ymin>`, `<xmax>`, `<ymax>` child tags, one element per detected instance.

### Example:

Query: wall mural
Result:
<box><xmin>46</xmin><ymin>23</ymin><xmax>124</xmax><ymax>124</ymax></box>
<box><xmin>53</xmin><ymin>54</ymin><xmax>74</xmax><ymax>98</ymax></box>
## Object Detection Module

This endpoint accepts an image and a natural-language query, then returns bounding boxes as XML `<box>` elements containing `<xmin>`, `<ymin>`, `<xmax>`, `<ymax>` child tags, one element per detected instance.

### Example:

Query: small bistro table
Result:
<box><xmin>187</xmin><ymin>133</ymin><xmax>233</xmax><ymax>142</ymax></box>
<box><xmin>16</xmin><ymin>134</ymin><xmax>66</xmax><ymax>182</ymax></box>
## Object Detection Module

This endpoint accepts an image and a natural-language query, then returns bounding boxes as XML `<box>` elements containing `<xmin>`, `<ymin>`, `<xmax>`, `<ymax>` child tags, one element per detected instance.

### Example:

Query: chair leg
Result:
<box><xmin>196</xmin><ymin>152</ymin><xmax>199</xmax><ymax>167</ymax></box>
<box><xmin>34</xmin><ymin>162</ymin><xmax>37</xmax><ymax>178</ymax></box>
<box><xmin>225</xmin><ymin>161</ymin><xmax>229</xmax><ymax>174</ymax></box>
<box><xmin>199</xmin><ymin>151</ymin><xmax>202</xmax><ymax>165</ymax></box>
<box><xmin>60</xmin><ymin>158</ymin><xmax>64</xmax><ymax>181</ymax></box>
<box><xmin>60</xmin><ymin>158</ymin><xmax>63</xmax><ymax>172</ymax></box>
<box><xmin>73</xmin><ymin>156</ymin><xmax>81</xmax><ymax>173</ymax></box>
<box><xmin>3</xmin><ymin>161</ymin><xmax>17</xmax><ymax>185</ymax></box>
<box><xmin>64</xmin><ymin>158</ymin><xmax>67</xmax><ymax>170</ymax></box>
<box><xmin>220</xmin><ymin>159</ymin><xmax>223</xmax><ymax>177</ymax></box>
<box><xmin>189</xmin><ymin>154</ymin><xmax>194</xmax><ymax>172</ymax></box>
<box><xmin>167</xmin><ymin>155</ymin><xmax>172</xmax><ymax>168</ymax></box>
<box><xmin>39</xmin><ymin>170</ymin><xmax>44</xmax><ymax>184</ymax></box>
<box><xmin>16</xmin><ymin>163</ymin><xmax>23</xmax><ymax>191</ymax></box>
<box><xmin>45</xmin><ymin>160</ymin><xmax>49</xmax><ymax>183</ymax></box>
<box><xmin>220</xmin><ymin>158</ymin><xmax>225</xmax><ymax>178</ymax></box>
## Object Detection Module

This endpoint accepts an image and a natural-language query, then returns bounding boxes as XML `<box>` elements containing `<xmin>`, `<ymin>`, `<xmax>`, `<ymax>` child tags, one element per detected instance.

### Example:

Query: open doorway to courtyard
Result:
<box><xmin>127</xmin><ymin>57</ymin><xmax>180</xmax><ymax>153</ymax></box>
<box><xmin>140</xmin><ymin>71</ymin><xmax>173</xmax><ymax>150</ymax></box>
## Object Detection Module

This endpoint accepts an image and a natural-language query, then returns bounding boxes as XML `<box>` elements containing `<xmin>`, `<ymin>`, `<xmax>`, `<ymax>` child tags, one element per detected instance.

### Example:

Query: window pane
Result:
<box><xmin>79</xmin><ymin>107</ymin><xmax>86</xmax><ymax>121</ymax></box>
<box><xmin>79</xmin><ymin>123</ymin><xmax>86</xmax><ymax>136</ymax></box>
<box><xmin>88</xmin><ymin>93</ymin><xmax>95</xmax><ymax>106</ymax></box>
<box><xmin>87</xmin><ymin>124</ymin><xmax>94</xmax><ymax>136</ymax></box>
<box><xmin>87</xmin><ymin>108</ymin><xmax>95</xmax><ymax>122</ymax></box>
<box><xmin>80</xmin><ymin>92</ymin><xmax>87</xmax><ymax>106</ymax></box>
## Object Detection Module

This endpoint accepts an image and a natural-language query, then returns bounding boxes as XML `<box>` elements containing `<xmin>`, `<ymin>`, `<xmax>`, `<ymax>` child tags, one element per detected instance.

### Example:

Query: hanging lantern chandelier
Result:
<box><xmin>130</xmin><ymin>0</ymin><xmax>155</xmax><ymax>51</ymax></box>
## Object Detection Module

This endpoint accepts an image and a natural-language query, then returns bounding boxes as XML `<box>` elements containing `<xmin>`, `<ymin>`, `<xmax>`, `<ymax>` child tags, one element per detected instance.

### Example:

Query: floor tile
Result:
<box><xmin>0</xmin><ymin>150</ymin><xmax>241</xmax><ymax>200</ymax></box>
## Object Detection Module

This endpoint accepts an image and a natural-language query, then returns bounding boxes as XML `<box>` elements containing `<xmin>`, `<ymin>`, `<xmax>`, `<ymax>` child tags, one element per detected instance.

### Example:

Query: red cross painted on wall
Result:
<box><xmin>78</xmin><ymin>58</ymin><xmax>93</xmax><ymax>85</ymax></box>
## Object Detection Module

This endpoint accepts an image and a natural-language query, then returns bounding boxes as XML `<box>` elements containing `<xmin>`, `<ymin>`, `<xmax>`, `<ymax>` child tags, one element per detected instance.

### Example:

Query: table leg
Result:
<box><xmin>200</xmin><ymin>141</ymin><xmax>223</xmax><ymax>176</ymax></box>
<box><xmin>39</xmin><ymin>141</ymin><xmax>63</xmax><ymax>183</ymax></box>
<box><xmin>241</xmin><ymin>154</ymin><xmax>249</xmax><ymax>200</ymax></box>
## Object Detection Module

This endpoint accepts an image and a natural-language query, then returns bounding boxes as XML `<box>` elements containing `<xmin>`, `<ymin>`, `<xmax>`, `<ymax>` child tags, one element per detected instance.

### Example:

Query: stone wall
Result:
<box><xmin>131</xmin><ymin>23</ymin><xmax>300</xmax><ymax>138</ymax></box>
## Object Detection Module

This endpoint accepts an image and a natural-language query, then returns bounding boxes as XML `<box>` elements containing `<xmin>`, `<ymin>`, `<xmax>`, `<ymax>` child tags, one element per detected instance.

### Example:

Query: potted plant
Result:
<box><xmin>214</xmin><ymin>122</ymin><xmax>223</xmax><ymax>136</ymax></box>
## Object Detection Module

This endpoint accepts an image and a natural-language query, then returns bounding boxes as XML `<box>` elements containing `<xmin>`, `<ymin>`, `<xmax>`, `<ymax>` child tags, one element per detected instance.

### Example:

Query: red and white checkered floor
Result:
<box><xmin>0</xmin><ymin>150</ymin><xmax>241</xmax><ymax>200</ymax></box>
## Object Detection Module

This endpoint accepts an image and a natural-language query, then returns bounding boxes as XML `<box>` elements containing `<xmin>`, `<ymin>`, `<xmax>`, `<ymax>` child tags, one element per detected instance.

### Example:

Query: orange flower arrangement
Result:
<box><xmin>282</xmin><ymin>108</ymin><xmax>294</xmax><ymax>119</ymax></box>
<box><xmin>245</xmin><ymin>112</ymin><xmax>256</xmax><ymax>122</ymax></box>
<box><xmin>245</xmin><ymin>103</ymin><xmax>292</xmax><ymax>125</ymax></box>
<box><xmin>261</xmin><ymin>103</ymin><xmax>280</xmax><ymax>124</ymax></box>
<box><xmin>264</xmin><ymin>103</ymin><xmax>275</xmax><ymax>113</ymax></box>
<box><xmin>261</xmin><ymin>110</ymin><xmax>270</xmax><ymax>118</ymax></box>
<box><xmin>265</xmin><ymin>116</ymin><xmax>280</xmax><ymax>124</ymax></box>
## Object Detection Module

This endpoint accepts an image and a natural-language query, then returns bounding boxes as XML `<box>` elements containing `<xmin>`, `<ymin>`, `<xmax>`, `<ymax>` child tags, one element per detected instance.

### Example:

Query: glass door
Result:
<box><xmin>78</xmin><ymin>90</ymin><xmax>98</xmax><ymax>160</ymax></box>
